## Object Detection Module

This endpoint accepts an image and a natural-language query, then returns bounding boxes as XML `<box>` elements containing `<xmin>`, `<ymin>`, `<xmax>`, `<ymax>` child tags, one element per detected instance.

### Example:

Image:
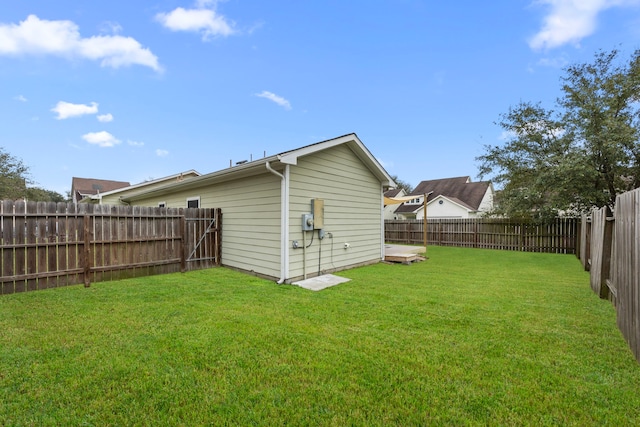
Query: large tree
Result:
<box><xmin>0</xmin><ymin>146</ymin><xmax>29</xmax><ymax>200</ymax></box>
<box><xmin>477</xmin><ymin>49</ymin><xmax>640</xmax><ymax>219</ymax></box>
<box><xmin>560</xmin><ymin>49</ymin><xmax>640</xmax><ymax>208</ymax></box>
<box><xmin>0</xmin><ymin>147</ymin><xmax>66</xmax><ymax>202</ymax></box>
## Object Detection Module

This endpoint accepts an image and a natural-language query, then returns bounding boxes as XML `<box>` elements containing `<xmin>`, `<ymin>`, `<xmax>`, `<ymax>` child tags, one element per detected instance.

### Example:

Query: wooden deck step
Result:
<box><xmin>384</xmin><ymin>253</ymin><xmax>422</xmax><ymax>264</ymax></box>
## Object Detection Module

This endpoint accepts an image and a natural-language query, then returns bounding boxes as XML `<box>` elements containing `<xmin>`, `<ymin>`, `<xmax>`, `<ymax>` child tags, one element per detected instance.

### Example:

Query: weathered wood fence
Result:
<box><xmin>1</xmin><ymin>201</ymin><xmax>222</xmax><ymax>294</ymax></box>
<box><xmin>580</xmin><ymin>188</ymin><xmax>640</xmax><ymax>363</ymax></box>
<box><xmin>385</xmin><ymin>218</ymin><xmax>578</xmax><ymax>254</ymax></box>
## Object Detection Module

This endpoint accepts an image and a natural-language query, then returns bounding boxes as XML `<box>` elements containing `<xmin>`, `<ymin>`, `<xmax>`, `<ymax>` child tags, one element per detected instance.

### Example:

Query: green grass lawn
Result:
<box><xmin>1</xmin><ymin>246</ymin><xmax>639</xmax><ymax>426</ymax></box>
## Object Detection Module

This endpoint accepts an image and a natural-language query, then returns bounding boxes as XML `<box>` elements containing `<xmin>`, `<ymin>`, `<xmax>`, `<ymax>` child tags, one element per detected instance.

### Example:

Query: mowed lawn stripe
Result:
<box><xmin>1</xmin><ymin>246</ymin><xmax>638</xmax><ymax>425</ymax></box>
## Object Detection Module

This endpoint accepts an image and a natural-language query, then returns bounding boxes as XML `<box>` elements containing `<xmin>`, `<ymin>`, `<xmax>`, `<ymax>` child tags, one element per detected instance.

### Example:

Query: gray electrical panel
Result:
<box><xmin>302</xmin><ymin>213</ymin><xmax>314</xmax><ymax>231</ymax></box>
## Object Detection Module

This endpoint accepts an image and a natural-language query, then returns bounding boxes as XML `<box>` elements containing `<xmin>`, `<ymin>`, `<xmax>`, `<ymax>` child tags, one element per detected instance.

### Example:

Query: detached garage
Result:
<box><xmin>97</xmin><ymin>134</ymin><xmax>395</xmax><ymax>283</ymax></box>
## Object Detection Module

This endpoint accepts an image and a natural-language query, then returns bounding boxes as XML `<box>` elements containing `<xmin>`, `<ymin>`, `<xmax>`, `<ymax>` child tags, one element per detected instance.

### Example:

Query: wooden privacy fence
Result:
<box><xmin>385</xmin><ymin>218</ymin><xmax>578</xmax><ymax>254</ymax></box>
<box><xmin>1</xmin><ymin>201</ymin><xmax>222</xmax><ymax>295</ymax></box>
<box><xmin>581</xmin><ymin>188</ymin><xmax>640</xmax><ymax>363</ymax></box>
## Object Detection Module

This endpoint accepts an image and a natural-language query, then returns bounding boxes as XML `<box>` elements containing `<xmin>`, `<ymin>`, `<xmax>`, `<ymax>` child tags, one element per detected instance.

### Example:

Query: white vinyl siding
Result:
<box><xmin>132</xmin><ymin>172</ymin><xmax>282</xmax><ymax>278</ymax></box>
<box><xmin>97</xmin><ymin>138</ymin><xmax>389</xmax><ymax>281</ymax></box>
<box><xmin>420</xmin><ymin>199</ymin><xmax>468</xmax><ymax>219</ymax></box>
<box><xmin>288</xmin><ymin>144</ymin><xmax>382</xmax><ymax>280</ymax></box>
<box><xmin>477</xmin><ymin>188</ymin><xmax>494</xmax><ymax>213</ymax></box>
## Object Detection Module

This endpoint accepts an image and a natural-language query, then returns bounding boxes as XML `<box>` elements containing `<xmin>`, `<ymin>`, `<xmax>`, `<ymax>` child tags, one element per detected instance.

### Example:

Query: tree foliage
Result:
<box><xmin>25</xmin><ymin>187</ymin><xmax>67</xmax><ymax>203</ymax></box>
<box><xmin>478</xmin><ymin>49</ymin><xmax>640</xmax><ymax>219</ymax></box>
<box><xmin>0</xmin><ymin>147</ymin><xmax>66</xmax><ymax>202</ymax></box>
<box><xmin>0</xmin><ymin>146</ymin><xmax>29</xmax><ymax>200</ymax></box>
<box><xmin>390</xmin><ymin>174</ymin><xmax>413</xmax><ymax>193</ymax></box>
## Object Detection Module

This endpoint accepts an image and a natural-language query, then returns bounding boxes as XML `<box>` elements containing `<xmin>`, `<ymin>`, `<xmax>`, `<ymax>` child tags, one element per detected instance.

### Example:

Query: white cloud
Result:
<box><xmin>156</xmin><ymin>3</ymin><xmax>235</xmax><ymax>40</ymax></box>
<box><xmin>99</xmin><ymin>21</ymin><xmax>123</xmax><ymax>35</ymax></box>
<box><xmin>128</xmin><ymin>140</ymin><xmax>144</xmax><ymax>147</ymax></box>
<box><xmin>529</xmin><ymin>0</ymin><xmax>640</xmax><ymax>50</ymax></box>
<box><xmin>255</xmin><ymin>91</ymin><xmax>291</xmax><ymax>110</ymax></box>
<box><xmin>156</xmin><ymin>149</ymin><xmax>169</xmax><ymax>157</ymax></box>
<box><xmin>52</xmin><ymin>101</ymin><xmax>98</xmax><ymax>119</ymax></box>
<box><xmin>82</xmin><ymin>131</ymin><xmax>121</xmax><ymax>147</ymax></box>
<box><xmin>14</xmin><ymin>94</ymin><xmax>27</xmax><ymax>102</ymax></box>
<box><xmin>97</xmin><ymin>113</ymin><xmax>113</xmax><ymax>122</ymax></box>
<box><xmin>536</xmin><ymin>55</ymin><xmax>570</xmax><ymax>68</ymax></box>
<box><xmin>0</xmin><ymin>15</ymin><xmax>162</xmax><ymax>71</ymax></box>
<box><xmin>196</xmin><ymin>0</ymin><xmax>216</xmax><ymax>7</ymax></box>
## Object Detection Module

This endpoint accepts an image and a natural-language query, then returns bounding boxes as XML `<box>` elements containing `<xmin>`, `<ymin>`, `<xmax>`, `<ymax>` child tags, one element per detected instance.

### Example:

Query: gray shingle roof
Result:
<box><xmin>71</xmin><ymin>177</ymin><xmax>130</xmax><ymax>200</ymax></box>
<box><xmin>395</xmin><ymin>176</ymin><xmax>490</xmax><ymax>213</ymax></box>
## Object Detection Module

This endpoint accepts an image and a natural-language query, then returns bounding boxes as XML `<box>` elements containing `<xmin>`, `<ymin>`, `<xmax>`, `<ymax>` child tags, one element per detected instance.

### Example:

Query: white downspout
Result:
<box><xmin>266</xmin><ymin>161</ymin><xmax>290</xmax><ymax>284</ymax></box>
<box><xmin>380</xmin><ymin>183</ymin><xmax>385</xmax><ymax>260</ymax></box>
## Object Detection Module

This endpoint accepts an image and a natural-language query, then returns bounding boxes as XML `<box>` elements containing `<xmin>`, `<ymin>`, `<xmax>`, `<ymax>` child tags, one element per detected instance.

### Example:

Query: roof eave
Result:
<box><xmin>122</xmin><ymin>134</ymin><xmax>395</xmax><ymax>202</ymax></box>
<box><xmin>122</xmin><ymin>157</ymin><xmax>281</xmax><ymax>202</ymax></box>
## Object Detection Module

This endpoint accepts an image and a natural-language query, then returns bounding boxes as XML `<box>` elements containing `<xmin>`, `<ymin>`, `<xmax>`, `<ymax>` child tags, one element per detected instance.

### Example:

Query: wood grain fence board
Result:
<box><xmin>58</xmin><ymin>203</ymin><xmax>70</xmax><ymax>287</ymax></box>
<box><xmin>0</xmin><ymin>201</ymin><xmax>221</xmax><ymax>295</ymax></box>
<box><xmin>13</xmin><ymin>201</ymin><xmax>26</xmax><ymax>292</ymax></box>
<box><xmin>1</xmin><ymin>201</ymin><xmax>15</xmax><ymax>293</ymax></box>
<box><xmin>585</xmin><ymin>188</ymin><xmax>640</xmax><ymax>363</ymax></box>
<box><xmin>36</xmin><ymin>202</ymin><xmax>48</xmax><ymax>290</ymax></box>
<box><xmin>24</xmin><ymin>202</ymin><xmax>36</xmax><ymax>291</ymax></box>
<box><xmin>385</xmin><ymin>218</ymin><xmax>578</xmax><ymax>254</ymax></box>
<box><xmin>45</xmin><ymin>202</ymin><xmax>58</xmax><ymax>288</ymax></box>
<box><xmin>613</xmin><ymin>189</ymin><xmax>640</xmax><ymax>361</ymax></box>
<box><xmin>68</xmin><ymin>203</ymin><xmax>80</xmax><ymax>286</ymax></box>
<box><xmin>590</xmin><ymin>208</ymin><xmax>605</xmax><ymax>297</ymax></box>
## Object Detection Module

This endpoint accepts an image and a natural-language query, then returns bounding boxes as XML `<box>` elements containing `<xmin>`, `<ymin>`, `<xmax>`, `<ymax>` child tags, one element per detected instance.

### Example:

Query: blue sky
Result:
<box><xmin>2</xmin><ymin>0</ymin><xmax>640</xmax><ymax>196</ymax></box>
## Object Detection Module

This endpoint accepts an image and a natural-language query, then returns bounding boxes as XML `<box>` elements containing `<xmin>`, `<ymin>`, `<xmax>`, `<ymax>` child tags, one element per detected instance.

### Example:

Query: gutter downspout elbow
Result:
<box><xmin>266</xmin><ymin>161</ymin><xmax>289</xmax><ymax>284</ymax></box>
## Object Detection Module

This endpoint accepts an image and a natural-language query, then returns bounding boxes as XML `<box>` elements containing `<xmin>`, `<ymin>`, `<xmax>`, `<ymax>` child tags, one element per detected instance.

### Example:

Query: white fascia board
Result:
<box><xmin>122</xmin><ymin>158</ymin><xmax>280</xmax><ymax>202</ymax></box>
<box><xmin>277</xmin><ymin>133</ymin><xmax>395</xmax><ymax>186</ymax></box>
<box><xmin>277</xmin><ymin>134</ymin><xmax>356</xmax><ymax>165</ymax></box>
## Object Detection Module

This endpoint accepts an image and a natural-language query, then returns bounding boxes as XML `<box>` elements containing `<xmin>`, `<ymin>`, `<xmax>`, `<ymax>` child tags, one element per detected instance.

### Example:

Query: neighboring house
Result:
<box><xmin>383</xmin><ymin>188</ymin><xmax>406</xmax><ymax>220</ymax></box>
<box><xmin>395</xmin><ymin>176</ymin><xmax>494</xmax><ymax>219</ymax></box>
<box><xmin>71</xmin><ymin>177</ymin><xmax>130</xmax><ymax>203</ymax></box>
<box><xmin>86</xmin><ymin>134</ymin><xmax>395</xmax><ymax>283</ymax></box>
<box><xmin>79</xmin><ymin>170</ymin><xmax>201</xmax><ymax>205</ymax></box>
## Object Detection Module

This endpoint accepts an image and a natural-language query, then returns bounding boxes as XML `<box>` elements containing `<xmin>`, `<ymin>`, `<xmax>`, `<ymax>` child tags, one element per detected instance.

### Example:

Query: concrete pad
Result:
<box><xmin>292</xmin><ymin>274</ymin><xmax>351</xmax><ymax>291</ymax></box>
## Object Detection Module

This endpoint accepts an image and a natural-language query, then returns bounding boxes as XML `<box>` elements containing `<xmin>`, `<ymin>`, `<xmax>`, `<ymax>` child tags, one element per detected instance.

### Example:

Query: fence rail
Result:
<box><xmin>385</xmin><ymin>218</ymin><xmax>578</xmax><ymax>254</ymax></box>
<box><xmin>582</xmin><ymin>188</ymin><xmax>640</xmax><ymax>363</ymax></box>
<box><xmin>1</xmin><ymin>201</ymin><xmax>221</xmax><ymax>294</ymax></box>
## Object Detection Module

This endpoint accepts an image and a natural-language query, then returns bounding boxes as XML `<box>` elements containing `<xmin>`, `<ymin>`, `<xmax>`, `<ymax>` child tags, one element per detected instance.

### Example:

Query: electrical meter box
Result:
<box><xmin>311</xmin><ymin>199</ymin><xmax>324</xmax><ymax>229</ymax></box>
<box><xmin>302</xmin><ymin>213</ymin><xmax>314</xmax><ymax>231</ymax></box>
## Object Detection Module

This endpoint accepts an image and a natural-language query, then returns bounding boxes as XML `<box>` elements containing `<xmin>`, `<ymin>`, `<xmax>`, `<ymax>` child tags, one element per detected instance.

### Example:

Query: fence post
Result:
<box><xmin>599</xmin><ymin>207</ymin><xmax>614</xmax><ymax>299</ymax></box>
<box><xmin>83</xmin><ymin>213</ymin><xmax>91</xmax><ymax>287</ymax></box>
<box><xmin>180</xmin><ymin>213</ymin><xmax>186</xmax><ymax>273</ymax></box>
<box><xmin>474</xmin><ymin>220</ymin><xmax>478</xmax><ymax>248</ymax></box>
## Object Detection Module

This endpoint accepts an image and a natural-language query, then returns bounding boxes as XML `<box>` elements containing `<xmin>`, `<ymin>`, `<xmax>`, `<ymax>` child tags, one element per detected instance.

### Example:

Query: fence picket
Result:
<box><xmin>584</xmin><ymin>188</ymin><xmax>640</xmax><ymax>363</ymax></box>
<box><xmin>0</xmin><ymin>201</ymin><xmax>221</xmax><ymax>295</ymax></box>
<box><xmin>385</xmin><ymin>218</ymin><xmax>579</xmax><ymax>254</ymax></box>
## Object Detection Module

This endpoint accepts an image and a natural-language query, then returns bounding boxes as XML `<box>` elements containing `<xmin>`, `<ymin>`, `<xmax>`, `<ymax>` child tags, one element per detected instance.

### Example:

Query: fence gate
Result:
<box><xmin>183</xmin><ymin>208</ymin><xmax>222</xmax><ymax>270</ymax></box>
<box><xmin>0</xmin><ymin>202</ymin><xmax>223</xmax><ymax>295</ymax></box>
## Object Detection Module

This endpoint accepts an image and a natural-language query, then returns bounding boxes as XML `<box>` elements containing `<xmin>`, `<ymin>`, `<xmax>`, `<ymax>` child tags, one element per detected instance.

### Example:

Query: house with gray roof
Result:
<box><xmin>393</xmin><ymin>176</ymin><xmax>494</xmax><ymax>219</ymax></box>
<box><xmin>71</xmin><ymin>177</ymin><xmax>131</xmax><ymax>204</ymax></box>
